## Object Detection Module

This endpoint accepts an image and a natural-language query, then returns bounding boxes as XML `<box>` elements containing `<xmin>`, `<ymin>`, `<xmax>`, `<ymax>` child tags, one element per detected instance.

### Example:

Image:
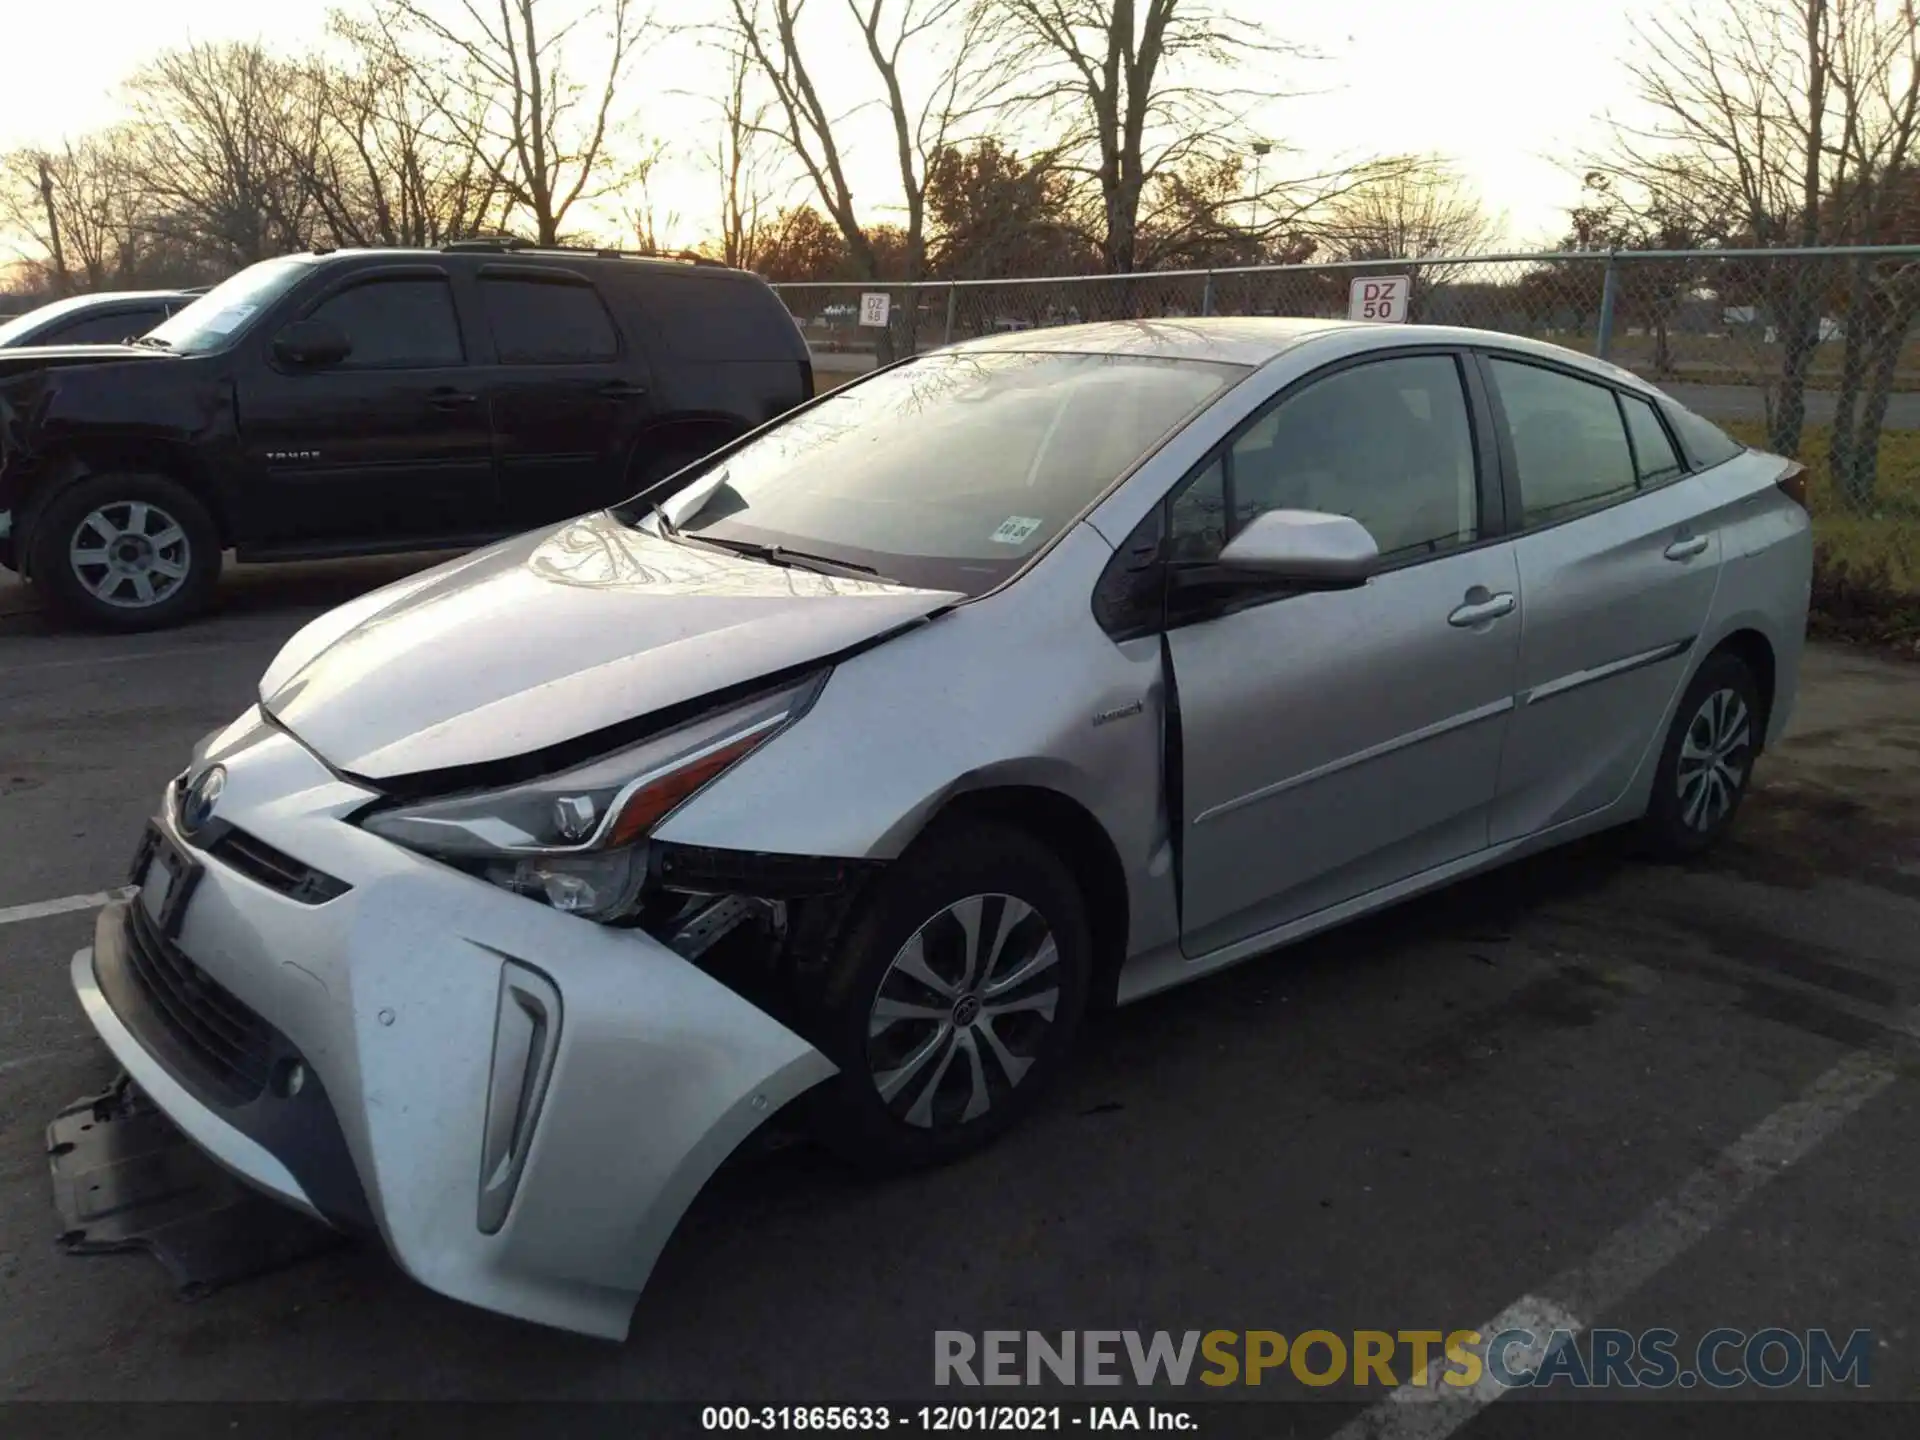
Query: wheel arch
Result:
<box><xmin>906</xmin><ymin>782</ymin><xmax>1133</xmax><ymax>1009</ymax></box>
<box><xmin>1704</xmin><ymin>626</ymin><xmax>1778</xmax><ymax>749</ymax></box>
<box><xmin>16</xmin><ymin>443</ymin><xmax>228</xmax><ymax>577</ymax></box>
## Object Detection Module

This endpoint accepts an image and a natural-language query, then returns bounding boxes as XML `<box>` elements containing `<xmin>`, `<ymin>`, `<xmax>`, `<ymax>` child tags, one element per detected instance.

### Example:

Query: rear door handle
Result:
<box><xmin>1448</xmin><ymin>591</ymin><xmax>1517</xmax><ymax>627</ymax></box>
<box><xmin>429</xmin><ymin>388</ymin><xmax>478</xmax><ymax>409</ymax></box>
<box><xmin>598</xmin><ymin>380</ymin><xmax>648</xmax><ymax>400</ymax></box>
<box><xmin>1665</xmin><ymin>534</ymin><xmax>1710</xmax><ymax>561</ymax></box>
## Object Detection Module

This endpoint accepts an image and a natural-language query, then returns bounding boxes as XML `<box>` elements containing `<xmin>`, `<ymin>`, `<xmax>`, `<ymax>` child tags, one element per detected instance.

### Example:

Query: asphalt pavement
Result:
<box><xmin>2</xmin><ymin>563</ymin><xmax>1919</xmax><ymax>1431</ymax></box>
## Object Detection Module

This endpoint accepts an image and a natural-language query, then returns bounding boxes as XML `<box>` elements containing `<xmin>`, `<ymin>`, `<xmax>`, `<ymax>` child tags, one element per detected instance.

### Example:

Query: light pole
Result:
<box><xmin>1249</xmin><ymin>141</ymin><xmax>1272</xmax><ymax>235</ymax></box>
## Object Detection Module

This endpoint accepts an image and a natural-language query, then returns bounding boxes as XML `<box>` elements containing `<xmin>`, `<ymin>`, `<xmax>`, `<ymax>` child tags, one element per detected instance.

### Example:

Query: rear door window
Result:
<box><xmin>479</xmin><ymin>276</ymin><xmax>620</xmax><ymax>363</ymax></box>
<box><xmin>1488</xmin><ymin>358</ymin><xmax>1637</xmax><ymax>528</ymax></box>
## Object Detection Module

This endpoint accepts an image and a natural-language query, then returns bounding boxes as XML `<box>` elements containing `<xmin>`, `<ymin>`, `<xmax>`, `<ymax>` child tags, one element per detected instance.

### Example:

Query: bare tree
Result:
<box><xmin>1324</xmin><ymin>158</ymin><xmax>1500</xmax><ymax>268</ymax></box>
<box><xmin>373</xmin><ymin>0</ymin><xmax>653</xmax><ymax>245</ymax></box>
<box><xmin>1818</xmin><ymin>1</ymin><xmax>1920</xmax><ymax>508</ymax></box>
<box><xmin>294</xmin><ymin>20</ymin><xmax>513</xmax><ymax>247</ymax></box>
<box><xmin>702</xmin><ymin>40</ymin><xmax>784</xmax><ymax>269</ymax></box>
<box><xmin>975</xmin><ymin>0</ymin><xmax>1381</xmax><ymax>273</ymax></box>
<box><xmin>726</xmin><ymin>0</ymin><xmax>999</xmax><ymax>318</ymax></box>
<box><xmin>123</xmin><ymin>42</ymin><xmax>327</xmax><ymax>268</ymax></box>
<box><xmin>1592</xmin><ymin>0</ymin><xmax>1851</xmax><ymax>458</ymax></box>
<box><xmin>1593</xmin><ymin>0</ymin><xmax>1920</xmax><ymax>502</ymax></box>
<box><xmin>1</xmin><ymin>132</ymin><xmax>156</xmax><ymax>292</ymax></box>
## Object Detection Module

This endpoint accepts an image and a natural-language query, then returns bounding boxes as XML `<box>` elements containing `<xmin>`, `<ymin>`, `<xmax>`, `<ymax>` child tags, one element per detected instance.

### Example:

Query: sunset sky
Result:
<box><xmin>0</xmin><ymin>0</ymin><xmax>1658</xmax><ymax>259</ymax></box>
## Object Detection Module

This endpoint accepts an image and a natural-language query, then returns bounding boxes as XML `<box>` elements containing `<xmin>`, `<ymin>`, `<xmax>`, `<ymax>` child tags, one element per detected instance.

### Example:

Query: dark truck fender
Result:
<box><xmin>0</xmin><ymin>349</ymin><xmax>238</xmax><ymax>576</ymax></box>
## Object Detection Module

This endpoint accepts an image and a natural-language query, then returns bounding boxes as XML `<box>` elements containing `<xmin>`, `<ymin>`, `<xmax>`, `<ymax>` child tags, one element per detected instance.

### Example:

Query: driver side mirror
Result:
<box><xmin>1215</xmin><ymin>509</ymin><xmax>1378</xmax><ymax>588</ymax></box>
<box><xmin>272</xmin><ymin>317</ymin><xmax>352</xmax><ymax>370</ymax></box>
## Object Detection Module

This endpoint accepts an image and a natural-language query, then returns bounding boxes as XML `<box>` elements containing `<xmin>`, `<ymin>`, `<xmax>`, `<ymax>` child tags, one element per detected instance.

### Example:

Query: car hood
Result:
<box><xmin>0</xmin><ymin>343</ymin><xmax>172</xmax><ymax>375</ymax></box>
<box><xmin>260</xmin><ymin>511</ymin><xmax>963</xmax><ymax>780</ymax></box>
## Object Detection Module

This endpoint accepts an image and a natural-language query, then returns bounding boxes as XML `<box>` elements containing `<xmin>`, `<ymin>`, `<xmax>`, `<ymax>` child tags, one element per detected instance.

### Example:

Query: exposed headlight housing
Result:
<box><xmin>356</xmin><ymin>674</ymin><xmax>824</xmax><ymax>921</ymax></box>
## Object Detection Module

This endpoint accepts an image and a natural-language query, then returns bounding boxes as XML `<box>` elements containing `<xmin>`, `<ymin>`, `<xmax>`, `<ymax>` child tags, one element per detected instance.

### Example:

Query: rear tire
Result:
<box><xmin>805</xmin><ymin>820</ymin><xmax>1091</xmax><ymax>1174</ymax></box>
<box><xmin>29</xmin><ymin>473</ymin><xmax>221</xmax><ymax>632</ymax></box>
<box><xmin>1639</xmin><ymin>650</ymin><xmax>1764</xmax><ymax>860</ymax></box>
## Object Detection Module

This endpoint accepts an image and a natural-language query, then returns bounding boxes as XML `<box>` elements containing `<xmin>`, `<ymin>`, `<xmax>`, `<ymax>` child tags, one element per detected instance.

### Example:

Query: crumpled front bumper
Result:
<box><xmin>69</xmin><ymin>713</ymin><xmax>837</xmax><ymax>1339</ymax></box>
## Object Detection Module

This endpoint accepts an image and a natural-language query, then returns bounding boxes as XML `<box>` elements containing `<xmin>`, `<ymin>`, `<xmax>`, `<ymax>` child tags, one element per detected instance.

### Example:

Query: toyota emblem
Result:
<box><xmin>180</xmin><ymin>765</ymin><xmax>226</xmax><ymax>837</ymax></box>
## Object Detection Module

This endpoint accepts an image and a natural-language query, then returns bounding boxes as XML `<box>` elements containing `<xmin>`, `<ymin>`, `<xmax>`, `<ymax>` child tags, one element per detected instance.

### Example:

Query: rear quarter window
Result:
<box><xmin>614</xmin><ymin>271</ymin><xmax>805</xmax><ymax>363</ymax></box>
<box><xmin>1660</xmin><ymin>400</ymin><xmax>1746</xmax><ymax>470</ymax></box>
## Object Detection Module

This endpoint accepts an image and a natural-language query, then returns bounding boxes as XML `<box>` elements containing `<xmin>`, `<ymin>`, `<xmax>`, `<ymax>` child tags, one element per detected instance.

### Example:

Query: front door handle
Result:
<box><xmin>1665</xmin><ymin>534</ymin><xmax>1710</xmax><ymax>561</ymax></box>
<box><xmin>1448</xmin><ymin>590</ymin><xmax>1517</xmax><ymax>627</ymax></box>
<box><xmin>598</xmin><ymin>380</ymin><xmax>648</xmax><ymax>400</ymax></box>
<box><xmin>429</xmin><ymin>387</ymin><xmax>478</xmax><ymax>409</ymax></box>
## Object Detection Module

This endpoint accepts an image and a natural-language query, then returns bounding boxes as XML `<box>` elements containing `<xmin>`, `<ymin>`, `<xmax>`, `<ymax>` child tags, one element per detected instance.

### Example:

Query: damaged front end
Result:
<box><xmin>336</xmin><ymin>665</ymin><xmax>884</xmax><ymax>1050</ymax></box>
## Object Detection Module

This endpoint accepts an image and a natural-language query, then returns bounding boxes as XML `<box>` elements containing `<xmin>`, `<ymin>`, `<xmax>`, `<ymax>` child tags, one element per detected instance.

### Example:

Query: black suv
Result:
<box><xmin>0</xmin><ymin>243</ymin><xmax>813</xmax><ymax>629</ymax></box>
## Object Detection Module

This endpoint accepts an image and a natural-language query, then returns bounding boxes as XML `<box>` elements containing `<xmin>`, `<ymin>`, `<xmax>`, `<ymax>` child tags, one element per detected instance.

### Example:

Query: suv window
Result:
<box><xmin>1620</xmin><ymin>393</ymin><xmax>1685</xmax><ymax>484</ymax></box>
<box><xmin>1661</xmin><ymin>400</ymin><xmax>1746</xmax><ymax>470</ymax></box>
<box><xmin>308</xmin><ymin>278</ymin><xmax>464</xmax><ymax>368</ymax></box>
<box><xmin>1170</xmin><ymin>354</ymin><xmax>1480</xmax><ymax>564</ymax></box>
<box><xmin>480</xmin><ymin>276</ymin><xmax>619</xmax><ymax>363</ymax></box>
<box><xmin>45</xmin><ymin>308</ymin><xmax>165</xmax><ymax>345</ymax></box>
<box><xmin>1489</xmin><ymin>358</ymin><xmax>1636</xmax><ymax>526</ymax></box>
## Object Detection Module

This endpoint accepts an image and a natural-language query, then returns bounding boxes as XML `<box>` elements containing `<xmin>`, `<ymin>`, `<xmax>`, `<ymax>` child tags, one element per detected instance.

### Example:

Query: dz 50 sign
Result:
<box><xmin>1348</xmin><ymin>276</ymin><xmax>1409</xmax><ymax>323</ymax></box>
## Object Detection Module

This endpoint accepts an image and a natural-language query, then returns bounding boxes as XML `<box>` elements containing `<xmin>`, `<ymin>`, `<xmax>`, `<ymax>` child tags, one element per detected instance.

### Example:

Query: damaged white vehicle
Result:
<box><xmin>74</xmin><ymin>320</ymin><xmax>1810</xmax><ymax>1337</ymax></box>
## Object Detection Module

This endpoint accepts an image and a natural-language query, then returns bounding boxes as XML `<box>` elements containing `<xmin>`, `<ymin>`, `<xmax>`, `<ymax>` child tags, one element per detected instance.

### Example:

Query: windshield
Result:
<box><xmin>144</xmin><ymin>258</ymin><xmax>311</xmax><ymax>354</ymax></box>
<box><xmin>645</xmin><ymin>350</ymin><xmax>1242</xmax><ymax>594</ymax></box>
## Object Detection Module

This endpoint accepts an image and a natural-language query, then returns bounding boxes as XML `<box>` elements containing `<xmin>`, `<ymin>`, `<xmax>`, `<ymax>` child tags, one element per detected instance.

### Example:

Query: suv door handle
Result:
<box><xmin>1448</xmin><ymin>590</ymin><xmax>1517</xmax><ymax>627</ymax></box>
<box><xmin>429</xmin><ymin>387</ymin><xmax>478</xmax><ymax>408</ymax></box>
<box><xmin>598</xmin><ymin>380</ymin><xmax>648</xmax><ymax>400</ymax></box>
<box><xmin>1665</xmin><ymin>534</ymin><xmax>1710</xmax><ymax>561</ymax></box>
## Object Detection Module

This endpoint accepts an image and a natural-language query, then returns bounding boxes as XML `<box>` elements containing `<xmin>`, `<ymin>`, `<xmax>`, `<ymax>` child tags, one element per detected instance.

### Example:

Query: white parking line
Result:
<box><xmin>0</xmin><ymin>889</ymin><xmax>130</xmax><ymax>927</ymax></box>
<box><xmin>1333</xmin><ymin>1046</ymin><xmax>1899</xmax><ymax>1438</ymax></box>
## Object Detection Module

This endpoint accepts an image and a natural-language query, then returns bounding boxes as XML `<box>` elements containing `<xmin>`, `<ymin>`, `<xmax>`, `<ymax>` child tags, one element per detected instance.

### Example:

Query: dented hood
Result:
<box><xmin>260</xmin><ymin>511</ymin><xmax>962</xmax><ymax>779</ymax></box>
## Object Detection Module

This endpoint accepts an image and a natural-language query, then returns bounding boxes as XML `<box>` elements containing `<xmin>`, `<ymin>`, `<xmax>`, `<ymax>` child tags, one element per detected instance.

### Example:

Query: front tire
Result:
<box><xmin>1640</xmin><ymin>650</ymin><xmax>1764</xmax><ymax>859</ymax></box>
<box><xmin>30</xmin><ymin>473</ymin><xmax>221</xmax><ymax>632</ymax></box>
<box><xmin>806</xmin><ymin>821</ymin><xmax>1091</xmax><ymax>1173</ymax></box>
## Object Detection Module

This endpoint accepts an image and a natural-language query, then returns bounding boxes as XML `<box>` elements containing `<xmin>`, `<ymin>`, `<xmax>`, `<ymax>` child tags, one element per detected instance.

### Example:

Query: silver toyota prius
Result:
<box><xmin>74</xmin><ymin>318</ymin><xmax>1812</xmax><ymax>1338</ymax></box>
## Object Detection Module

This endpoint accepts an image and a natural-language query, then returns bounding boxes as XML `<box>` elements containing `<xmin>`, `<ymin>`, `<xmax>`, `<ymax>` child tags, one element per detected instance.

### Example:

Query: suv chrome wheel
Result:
<box><xmin>69</xmin><ymin>501</ymin><xmax>192</xmax><ymax>609</ymax></box>
<box><xmin>866</xmin><ymin>894</ymin><xmax>1060</xmax><ymax>1130</ymax></box>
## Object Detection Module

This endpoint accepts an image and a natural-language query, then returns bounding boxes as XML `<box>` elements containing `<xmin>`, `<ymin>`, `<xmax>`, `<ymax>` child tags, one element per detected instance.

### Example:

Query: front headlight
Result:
<box><xmin>356</xmin><ymin>674</ymin><xmax>824</xmax><ymax>920</ymax></box>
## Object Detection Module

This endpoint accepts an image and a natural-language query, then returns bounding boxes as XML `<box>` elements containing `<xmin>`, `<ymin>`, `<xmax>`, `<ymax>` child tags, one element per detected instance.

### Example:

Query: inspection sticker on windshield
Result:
<box><xmin>991</xmin><ymin>516</ymin><xmax>1044</xmax><ymax>545</ymax></box>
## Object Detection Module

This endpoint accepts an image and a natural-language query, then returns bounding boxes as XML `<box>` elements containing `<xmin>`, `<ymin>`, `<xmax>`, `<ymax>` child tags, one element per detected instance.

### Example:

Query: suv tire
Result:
<box><xmin>30</xmin><ymin>473</ymin><xmax>222</xmax><ymax>632</ymax></box>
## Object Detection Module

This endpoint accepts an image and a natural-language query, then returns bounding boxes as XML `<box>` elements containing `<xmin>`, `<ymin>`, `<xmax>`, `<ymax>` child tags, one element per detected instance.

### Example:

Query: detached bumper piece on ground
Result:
<box><xmin>47</xmin><ymin>1076</ymin><xmax>342</xmax><ymax>1296</ymax></box>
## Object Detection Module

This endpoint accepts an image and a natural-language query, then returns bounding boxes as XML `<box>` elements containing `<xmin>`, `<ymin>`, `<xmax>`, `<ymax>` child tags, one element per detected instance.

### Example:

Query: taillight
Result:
<box><xmin>1777</xmin><ymin>462</ymin><xmax>1810</xmax><ymax>512</ymax></box>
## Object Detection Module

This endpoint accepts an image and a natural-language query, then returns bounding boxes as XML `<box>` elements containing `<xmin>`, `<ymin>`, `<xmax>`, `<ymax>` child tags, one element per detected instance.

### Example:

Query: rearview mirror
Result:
<box><xmin>272</xmin><ymin>318</ymin><xmax>351</xmax><ymax>370</ymax></box>
<box><xmin>1216</xmin><ymin>509</ymin><xmax>1378</xmax><ymax>587</ymax></box>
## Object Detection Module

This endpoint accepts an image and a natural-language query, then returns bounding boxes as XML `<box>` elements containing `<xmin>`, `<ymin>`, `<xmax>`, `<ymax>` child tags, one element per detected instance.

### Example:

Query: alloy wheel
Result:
<box><xmin>68</xmin><ymin>501</ymin><xmax>192</xmax><ymax>609</ymax></box>
<box><xmin>1676</xmin><ymin>687</ymin><xmax>1752</xmax><ymax>833</ymax></box>
<box><xmin>865</xmin><ymin>893</ymin><xmax>1060</xmax><ymax>1130</ymax></box>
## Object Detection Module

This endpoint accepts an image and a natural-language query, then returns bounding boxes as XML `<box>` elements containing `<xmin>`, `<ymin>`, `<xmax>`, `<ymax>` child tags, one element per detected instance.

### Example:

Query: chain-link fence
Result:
<box><xmin>776</xmin><ymin>246</ymin><xmax>1920</xmax><ymax>616</ymax></box>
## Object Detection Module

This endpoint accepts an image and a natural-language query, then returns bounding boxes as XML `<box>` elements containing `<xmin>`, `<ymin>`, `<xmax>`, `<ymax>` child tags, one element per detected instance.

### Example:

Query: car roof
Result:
<box><xmin>12</xmin><ymin>289</ymin><xmax>197</xmax><ymax>319</ymax></box>
<box><xmin>946</xmin><ymin>316</ymin><xmax>1659</xmax><ymax>394</ymax></box>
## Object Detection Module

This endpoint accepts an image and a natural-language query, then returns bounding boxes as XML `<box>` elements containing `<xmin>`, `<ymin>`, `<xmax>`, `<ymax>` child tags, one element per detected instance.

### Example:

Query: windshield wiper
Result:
<box><xmin>686</xmin><ymin>533</ymin><xmax>881</xmax><ymax>579</ymax></box>
<box><xmin>130</xmin><ymin>335</ymin><xmax>173</xmax><ymax>350</ymax></box>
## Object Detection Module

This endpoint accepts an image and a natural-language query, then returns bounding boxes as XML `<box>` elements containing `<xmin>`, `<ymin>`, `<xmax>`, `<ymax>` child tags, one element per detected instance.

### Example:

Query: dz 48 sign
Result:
<box><xmin>1348</xmin><ymin>275</ymin><xmax>1409</xmax><ymax>323</ymax></box>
